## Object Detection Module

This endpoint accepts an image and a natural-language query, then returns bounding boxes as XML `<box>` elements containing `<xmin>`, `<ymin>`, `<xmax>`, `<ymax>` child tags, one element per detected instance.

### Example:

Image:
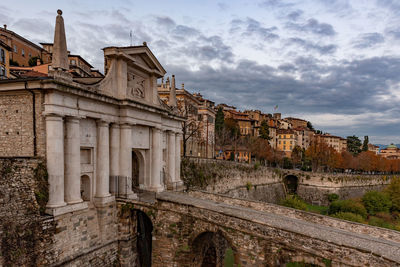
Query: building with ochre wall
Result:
<box><xmin>0</xmin><ymin>40</ymin><xmax>10</xmax><ymax>78</ymax></box>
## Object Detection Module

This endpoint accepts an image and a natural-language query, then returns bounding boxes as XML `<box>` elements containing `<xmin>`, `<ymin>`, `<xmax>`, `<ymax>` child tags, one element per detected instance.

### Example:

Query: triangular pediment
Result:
<box><xmin>95</xmin><ymin>45</ymin><xmax>167</xmax><ymax>108</ymax></box>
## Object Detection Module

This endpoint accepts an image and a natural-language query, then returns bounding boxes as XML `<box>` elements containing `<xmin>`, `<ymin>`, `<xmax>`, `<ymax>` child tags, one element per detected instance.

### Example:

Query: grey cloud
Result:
<box><xmin>287</xmin><ymin>37</ymin><xmax>337</xmax><ymax>55</ymax></box>
<box><xmin>182</xmin><ymin>35</ymin><xmax>234</xmax><ymax>63</ymax></box>
<box><xmin>286</xmin><ymin>18</ymin><xmax>336</xmax><ymax>36</ymax></box>
<box><xmin>172</xmin><ymin>25</ymin><xmax>200</xmax><ymax>38</ymax></box>
<box><xmin>287</xmin><ymin>10</ymin><xmax>303</xmax><ymax>21</ymax></box>
<box><xmin>259</xmin><ymin>0</ymin><xmax>295</xmax><ymax>9</ymax></box>
<box><xmin>155</xmin><ymin>16</ymin><xmax>176</xmax><ymax>29</ymax></box>
<box><xmin>166</xmin><ymin>56</ymin><xmax>400</xmax><ymax>133</ymax></box>
<box><xmin>217</xmin><ymin>2</ymin><xmax>229</xmax><ymax>11</ymax></box>
<box><xmin>353</xmin><ymin>32</ymin><xmax>384</xmax><ymax>49</ymax></box>
<box><xmin>12</xmin><ymin>18</ymin><xmax>52</xmax><ymax>36</ymax></box>
<box><xmin>230</xmin><ymin>18</ymin><xmax>279</xmax><ymax>41</ymax></box>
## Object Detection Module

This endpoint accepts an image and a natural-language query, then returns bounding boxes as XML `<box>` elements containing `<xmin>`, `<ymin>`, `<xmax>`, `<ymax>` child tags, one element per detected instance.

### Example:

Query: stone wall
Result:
<box><xmin>297</xmin><ymin>183</ymin><xmax>388</xmax><ymax>205</ymax></box>
<box><xmin>0</xmin><ymin>90</ymin><xmax>46</xmax><ymax>157</ymax></box>
<box><xmin>183</xmin><ymin>158</ymin><xmax>393</xmax><ymax>205</ymax></box>
<box><xmin>0</xmin><ymin>158</ymin><xmax>55</xmax><ymax>266</ymax></box>
<box><xmin>0</xmin><ymin>158</ymin><xmax>131</xmax><ymax>267</ymax></box>
<box><xmin>224</xmin><ymin>182</ymin><xmax>286</xmax><ymax>204</ymax></box>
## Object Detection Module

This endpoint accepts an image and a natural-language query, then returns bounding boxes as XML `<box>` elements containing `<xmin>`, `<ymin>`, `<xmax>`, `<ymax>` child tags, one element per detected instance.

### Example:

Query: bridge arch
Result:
<box><xmin>284</xmin><ymin>174</ymin><xmax>299</xmax><ymax>194</ymax></box>
<box><xmin>190</xmin><ymin>230</ymin><xmax>238</xmax><ymax>266</ymax></box>
<box><xmin>136</xmin><ymin>210</ymin><xmax>153</xmax><ymax>267</ymax></box>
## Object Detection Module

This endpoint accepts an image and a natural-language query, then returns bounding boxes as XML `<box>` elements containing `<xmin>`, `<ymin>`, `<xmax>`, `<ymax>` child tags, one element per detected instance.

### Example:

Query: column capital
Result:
<box><xmin>65</xmin><ymin>116</ymin><xmax>80</xmax><ymax>123</ymax></box>
<box><xmin>96</xmin><ymin>119</ymin><xmax>109</xmax><ymax>127</ymax></box>
<box><xmin>45</xmin><ymin>113</ymin><xmax>64</xmax><ymax>121</ymax></box>
<box><xmin>120</xmin><ymin>123</ymin><xmax>133</xmax><ymax>129</ymax></box>
<box><xmin>110</xmin><ymin>122</ymin><xmax>121</xmax><ymax>129</ymax></box>
<box><xmin>153</xmin><ymin>125</ymin><xmax>163</xmax><ymax>131</ymax></box>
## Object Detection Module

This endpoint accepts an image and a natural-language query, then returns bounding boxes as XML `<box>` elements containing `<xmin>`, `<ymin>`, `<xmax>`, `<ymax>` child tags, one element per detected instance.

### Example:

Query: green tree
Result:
<box><xmin>362</xmin><ymin>136</ymin><xmax>369</xmax><ymax>152</ymax></box>
<box><xmin>259</xmin><ymin>120</ymin><xmax>271</xmax><ymax>140</ymax></box>
<box><xmin>28</xmin><ymin>56</ymin><xmax>43</xmax><ymax>67</ymax></box>
<box><xmin>347</xmin><ymin>135</ymin><xmax>362</xmax><ymax>155</ymax></box>
<box><xmin>307</xmin><ymin>121</ymin><xmax>315</xmax><ymax>131</ymax></box>
<box><xmin>362</xmin><ymin>191</ymin><xmax>391</xmax><ymax>215</ymax></box>
<box><xmin>385</xmin><ymin>177</ymin><xmax>400</xmax><ymax>212</ymax></box>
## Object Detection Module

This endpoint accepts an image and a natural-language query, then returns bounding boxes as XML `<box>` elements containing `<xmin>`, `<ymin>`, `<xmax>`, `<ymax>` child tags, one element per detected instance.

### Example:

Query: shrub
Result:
<box><xmin>385</xmin><ymin>177</ymin><xmax>400</xmax><ymax>212</ymax></box>
<box><xmin>368</xmin><ymin>216</ymin><xmax>394</xmax><ymax>230</ymax></box>
<box><xmin>328</xmin><ymin>199</ymin><xmax>367</xmax><ymax>219</ymax></box>
<box><xmin>362</xmin><ymin>191</ymin><xmax>392</xmax><ymax>215</ymax></box>
<box><xmin>254</xmin><ymin>162</ymin><xmax>260</xmax><ymax>170</ymax></box>
<box><xmin>327</xmin><ymin>193</ymin><xmax>339</xmax><ymax>203</ymax></box>
<box><xmin>280</xmin><ymin>195</ymin><xmax>307</xmax><ymax>210</ymax></box>
<box><xmin>331</xmin><ymin>212</ymin><xmax>365</xmax><ymax>223</ymax></box>
<box><xmin>246</xmin><ymin>182</ymin><xmax>252</xmax><ymax>191</ymax></box>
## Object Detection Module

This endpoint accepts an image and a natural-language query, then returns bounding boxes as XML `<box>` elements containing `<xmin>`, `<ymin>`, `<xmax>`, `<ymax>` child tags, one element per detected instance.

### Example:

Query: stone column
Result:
<box><xmin>95</xmin><ymin>120</ymin><xmax>111</xmax><ymax>202</ymax></box>
<box><xmin>150</xmin><ymin>127</ymin><xmax>163</xmax><ymax>192</ymax></box>
<box><xmin>167</xmin><ymin>131</ymin><xmax>176</xmax><ymax>187</ymax></box>
<box><xmin>120</xmin><ymin>123</ymin><xmax>135</xmax><ymax>197</ymax></box>
<box><xmin>175</xmin><ymin>133</ymin><xmax>183</xmax><ymax>185</ymax></box>
<box><xmin>45</xmin><ymin>114</ymin><xmax>66</xmax><ymax>208</ymax></box>
<box><xmin>109</xmin><ymin>123</ymin><xmax>120</xmax><ymax>195</ymax></box>
<box><xmin>64</xmin><ymin>117</ymin><xmax>82</xmax><ymax>204</ymax></box>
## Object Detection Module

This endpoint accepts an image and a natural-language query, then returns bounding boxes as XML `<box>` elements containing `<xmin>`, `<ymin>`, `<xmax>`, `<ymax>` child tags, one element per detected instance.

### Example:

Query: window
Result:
<box><xmin>21</xmin><ymin>49</ymin><xmax>25</xmax><ymax>57</ymax></box>
<box><xmin>279</xmin><ymin>141</ymin><xmax>281</xmax><ymax>144</ymax></box>
<box><xmin>290</xmin><ymin>141</ymin><xmax>293</xmax><ymax>144</ymax></box>
<box><xmin>0</xmin><ymin>49</ymin><xmax>4</xmax><ymax>63</ymax></box>
<box><xmin>70</xmin><ymin>59</ymin><xmax>76</xmax><ymax>65</ymax></box>
<box><xmin>283</xmin><ymin>141</ymin><xmax>286</xmax><ymax>144</ymax></box>
<box><xmin>28</xmin><ymin>53</ymin><xmax>32</xmax><ymax>58</ymax></box>
<box><xmin>13</xmin><ymin>45</ymin><xmax>17</xmax><ymax>53</ymax></box>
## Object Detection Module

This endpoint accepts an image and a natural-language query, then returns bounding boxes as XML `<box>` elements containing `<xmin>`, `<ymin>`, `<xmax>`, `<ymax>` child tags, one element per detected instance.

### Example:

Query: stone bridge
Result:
<box><xmin>119</xmin><ymin>191</ymin><xmax>400</xmax><ymax>267</ymax></box>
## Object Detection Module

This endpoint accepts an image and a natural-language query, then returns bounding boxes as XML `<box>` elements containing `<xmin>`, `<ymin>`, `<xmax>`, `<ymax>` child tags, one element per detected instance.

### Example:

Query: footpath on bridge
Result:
<box><xmin>156</xmin><ymin>191</ymin><xmax>400</xmax><ymax>264</ymax></box>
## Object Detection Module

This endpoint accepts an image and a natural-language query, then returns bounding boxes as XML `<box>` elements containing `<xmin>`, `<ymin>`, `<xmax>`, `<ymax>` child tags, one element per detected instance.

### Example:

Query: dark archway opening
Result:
<box><xmin>284</xmin><ymin>175</ymin><xmax>298</xmax><ymax>194</ymax></box>
<box><xmin>137</xmin><ymin>211</ymin><xmax>153</xmax><ymax>267</ymax></box>
<box><xmin>191</xmin><ymin>231</ymin><xmax>237</xmax><ymax>267</ymax></box>
<box><xmin>201</xmin><ymin>244</ymin><xmax>217</xmax><ymax>267</ymax></box>
<box><xmin>132</xmin><ymin>151</ymin><xmax>140</xmax><ymax>188</ymax></box>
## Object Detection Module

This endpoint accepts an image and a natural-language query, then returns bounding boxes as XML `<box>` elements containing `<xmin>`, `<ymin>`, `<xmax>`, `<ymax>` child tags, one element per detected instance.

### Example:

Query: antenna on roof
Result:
<box><xmin>130</xmin><ymin>30</ymin><xmax>133</xmax><ymax>46</ymax></box>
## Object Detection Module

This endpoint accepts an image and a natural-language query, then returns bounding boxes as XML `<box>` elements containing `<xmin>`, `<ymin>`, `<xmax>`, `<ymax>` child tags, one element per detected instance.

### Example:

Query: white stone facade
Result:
<box><xmin>0</xmin><ymin>46</ymin><xmax>183</xmax><ymax>218</ymax></box>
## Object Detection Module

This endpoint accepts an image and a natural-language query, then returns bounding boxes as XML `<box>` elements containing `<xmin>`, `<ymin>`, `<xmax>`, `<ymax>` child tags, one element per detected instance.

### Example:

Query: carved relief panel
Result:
<box><xmin>127</xmin><ymin>73</ymin><xmax>146</xmax><ymax>99</ymax></box>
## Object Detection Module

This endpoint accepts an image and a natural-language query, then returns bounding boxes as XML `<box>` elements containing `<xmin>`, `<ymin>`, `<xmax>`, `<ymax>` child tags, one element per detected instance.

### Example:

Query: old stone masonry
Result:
<box><xmin>0</xmin><ymin>9</ymin><xmax>184</xmax><ymax>266</ymax></box>
<box><xmin>1</xmin><ymin>10</ymin><xmax>400</xmax><ymax>267</ymax></box>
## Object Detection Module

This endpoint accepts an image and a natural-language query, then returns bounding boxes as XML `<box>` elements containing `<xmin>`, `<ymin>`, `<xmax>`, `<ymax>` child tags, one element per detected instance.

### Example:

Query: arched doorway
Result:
<box><xmin>137</xmin><ymin>211</ymin><xmax>153</xmax><ymax>267</ymax></box>
<box><xmin>132</xmin><ymin>151</ymin><xmax>139</xmax><ymax>187</ymax></box>
<box><xmin>132</xmin><ymin>150</ymin><xmax>146</xmax><ymax>190</ymax></box>
<box><xmin>80</xmin><ymin>175</ymin><xmax>91</xmax><ymax>201</ymax></box>
<box><xmin>284</xmin><ymin>175</ymin><xmax>298</xmax><ymax>194</ymax></box>
<box><xmin>191</xmin><ymin>231</ymin><xmax>237</xmax><ymax>266</ymax></box>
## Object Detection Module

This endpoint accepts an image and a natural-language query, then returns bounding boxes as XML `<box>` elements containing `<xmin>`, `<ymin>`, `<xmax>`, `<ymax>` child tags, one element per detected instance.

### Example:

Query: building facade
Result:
<box><xmin>0</xmin><ymin>40</ymin><xmax>10</xmax><ymax>79</ymax></box>
<box><xmin>0</xmin><ymin>11</ymin><xmax>184</xmax><ymax>216</ymax></box>
<box><xmin>0</xmin><ymin>25</ymin><xmax>51</xmax><ymax>66</ymax></box>
<box><xmin>158</xmin><ymin>76</ymin><xmax>216</xmax><ymax>158</ymax></box>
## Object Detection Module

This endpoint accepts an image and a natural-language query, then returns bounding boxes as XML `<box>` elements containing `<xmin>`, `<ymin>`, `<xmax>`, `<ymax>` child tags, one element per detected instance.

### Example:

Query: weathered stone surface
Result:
<box><xmin>122</xmin><ymin>191</ymin><xmax>400</xmax><ymax>266</ymax></box>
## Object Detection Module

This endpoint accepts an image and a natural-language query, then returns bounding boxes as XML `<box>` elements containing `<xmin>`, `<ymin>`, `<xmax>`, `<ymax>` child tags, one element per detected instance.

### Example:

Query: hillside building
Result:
<box><xmin>0</xmin><ymin>40</ymin><xmax>11</xmax><ymax>79</ymax></box>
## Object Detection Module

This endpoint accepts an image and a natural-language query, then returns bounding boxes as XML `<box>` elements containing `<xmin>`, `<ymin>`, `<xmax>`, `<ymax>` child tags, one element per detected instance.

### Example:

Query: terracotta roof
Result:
<box><xmin>0</xmin><ymin>27</ymin><xmax>44</xmax><ymax>51</ymax></box>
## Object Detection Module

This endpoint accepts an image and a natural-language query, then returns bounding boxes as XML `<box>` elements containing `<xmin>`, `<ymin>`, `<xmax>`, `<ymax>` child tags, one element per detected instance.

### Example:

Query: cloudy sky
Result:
<box><xmin>1</xmin><ymin>0</ymin><xmax>400</xmax><ymax>144</ymax></box>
